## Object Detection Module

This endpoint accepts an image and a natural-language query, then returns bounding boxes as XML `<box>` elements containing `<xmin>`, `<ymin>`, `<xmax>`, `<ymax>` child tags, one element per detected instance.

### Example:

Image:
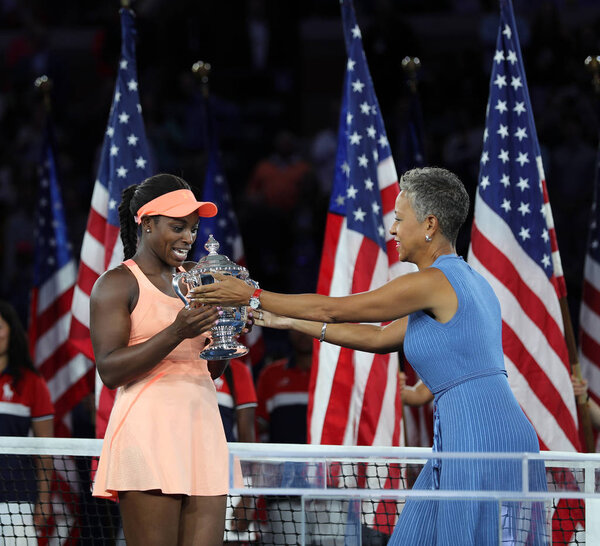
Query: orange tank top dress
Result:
<box><xmin>92</xmin><ymin>259</ymin><xmax>230</xmax><ymax>500</ymax></box>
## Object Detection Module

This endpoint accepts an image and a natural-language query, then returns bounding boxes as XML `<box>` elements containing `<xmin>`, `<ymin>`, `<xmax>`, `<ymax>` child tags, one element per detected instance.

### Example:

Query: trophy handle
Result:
<box><xmin>172</xmin><ymin>272</ymin><xmax>190</xmax><ymax>308</ymax></box>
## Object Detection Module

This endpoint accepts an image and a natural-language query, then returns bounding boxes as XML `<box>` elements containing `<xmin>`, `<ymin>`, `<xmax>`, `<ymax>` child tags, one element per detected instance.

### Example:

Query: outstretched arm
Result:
<box><xmin>191</xmin><ymin>267</ymin><xmax>457</xmax><ymax>325</ymax></box>
<box><xmin>256</xmin><ymin>310</ymin><xmax>407</xmax><ymax>354</ymax></box>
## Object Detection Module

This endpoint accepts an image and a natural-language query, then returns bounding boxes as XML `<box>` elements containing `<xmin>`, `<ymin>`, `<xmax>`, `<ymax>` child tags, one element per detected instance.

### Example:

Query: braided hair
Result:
<box><xmin>0</xmin><ymin>300</ymin><xmax>38</xmax><ymax>389</ymax></box>
<box><xmin>118</xmin><ymin>173</ymin><xmax>192</xmax><ymax>260</ymax></box>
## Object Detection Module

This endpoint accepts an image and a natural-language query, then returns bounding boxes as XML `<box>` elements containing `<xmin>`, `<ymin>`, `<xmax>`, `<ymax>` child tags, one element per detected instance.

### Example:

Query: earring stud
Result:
<box><xmin>146</xmin><ymin>228</ymin><xmax>151</xmax><ymax>233</ymax></box>
<box><xmin>425</xmin><ymin>234</ymin><xmax>432</xmax><ymax>242</ymax></box>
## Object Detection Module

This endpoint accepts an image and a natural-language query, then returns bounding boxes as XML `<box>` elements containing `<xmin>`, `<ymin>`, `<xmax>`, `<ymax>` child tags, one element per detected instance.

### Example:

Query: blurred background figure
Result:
<box><xmin>214</xmin><ymin>358</ymin><xmax>259</xmax><ymax>540</ymax></box>
<box><xmin>0</xmin><ymin>300</ymin><xmax>54</xmax><ymax>541</ymax></box>
<box><xmin>255</xmin><ymin>330</ymin><xmax>312</xmax><ymax>545</ymax></box>
<box><xmin>244</xmin><ymin>130</ymin><xmax>321</xmax><ymax>295</ymax></box>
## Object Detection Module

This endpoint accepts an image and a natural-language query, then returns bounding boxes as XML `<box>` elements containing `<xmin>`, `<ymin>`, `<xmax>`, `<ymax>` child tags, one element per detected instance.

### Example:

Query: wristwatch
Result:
<box><xmin>249</xmin><ymin>288</ymin><xmax>262</xmax><ymax>309</ymax></box>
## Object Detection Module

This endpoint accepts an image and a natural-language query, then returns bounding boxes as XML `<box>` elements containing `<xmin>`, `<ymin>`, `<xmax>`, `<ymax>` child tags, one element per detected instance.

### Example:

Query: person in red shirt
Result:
<box><xmin>214</xmin><ymin>358</ymin><xmax>258</xmax><ymax>540</ymax></box>
<box><xmin>256</xmin><ymin>331</ymin><xmax>312</xmax><ymax>445</ymax></box>
<box><xmin>214</xmin><ymin>358</ymin><xmax>257</xmax><ymax>443</ymax></box>
<box><xmin>0</xmin><ymin>300</ymin><xmax>54</xmax><ymax>540</ymax></box>
<box><xmin>254</xmin><ymin>330</ymin><xmax>312</xmax><ymax>544</ymax></box>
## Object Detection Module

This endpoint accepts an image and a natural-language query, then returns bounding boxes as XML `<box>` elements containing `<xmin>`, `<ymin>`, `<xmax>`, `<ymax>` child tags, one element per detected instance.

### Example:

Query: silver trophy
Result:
<box><xmin>172</xmin><ymin>234</ymin><xmax>257</xmax><ymax>360</ymax></box>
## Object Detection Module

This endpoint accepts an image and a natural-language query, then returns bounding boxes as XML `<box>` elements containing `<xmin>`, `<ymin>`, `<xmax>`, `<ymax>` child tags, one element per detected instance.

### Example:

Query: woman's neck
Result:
<box><xmin>415</xmin><ymin>244</ymin><xmax>456</xmax><ymax>270</ymax></box>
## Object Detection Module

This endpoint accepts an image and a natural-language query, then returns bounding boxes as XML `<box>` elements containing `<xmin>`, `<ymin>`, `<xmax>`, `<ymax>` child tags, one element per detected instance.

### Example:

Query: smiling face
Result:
<box><xmin>389</xmin><ymin>191</ymin><xmax>424</xmax><ymax>263</ymax></box>
<box><xmin>145</xmin><ymin>212</ymin><xmax>200</xmax><ymax>266</ymax></box>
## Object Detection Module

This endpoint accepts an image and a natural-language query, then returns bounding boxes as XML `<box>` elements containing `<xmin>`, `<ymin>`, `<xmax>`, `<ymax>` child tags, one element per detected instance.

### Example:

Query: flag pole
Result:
<box><xmin>192</xmin><ymin>59</ymin><xmax>212</xmax><ymax>157</ymax></box>
<box><xmin>573</xmin><ymin>53</ymin><xmax>600</xmax><ymax>453</ymax></box>
<box><xmin>30</xmin><ymin>74</ymin><xmax>52</xmax><ymax>358</ymax></box>
<box><xmin>540</xmin><ymin>54</ymin><xmax>596</xmax><ymax>452</ymax></box>
<box><xmin>399</xmin><ymin>56</ymin><xmax>420</xmax><ymax>452</ymax></box>
<box><xmin>559</xmin><ymin>297</ymin><xmax>594</xmax><ymax>452</ymax></box>
<box><xmin>401</xmin><ymin>56</ymin><xmax>421</xmax><ymax>96</ymax></box>
<box><xmin>34</xmin><ymin>74</ymin><xmax>52</xmax><ymax>114</ymax></box>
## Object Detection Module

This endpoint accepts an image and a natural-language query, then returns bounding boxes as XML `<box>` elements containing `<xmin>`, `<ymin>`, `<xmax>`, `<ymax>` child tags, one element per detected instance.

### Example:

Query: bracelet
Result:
<box><xmin>319</xmin><ymin>322</ymin><xmax>327</xmax><ymax>343</ymax></box>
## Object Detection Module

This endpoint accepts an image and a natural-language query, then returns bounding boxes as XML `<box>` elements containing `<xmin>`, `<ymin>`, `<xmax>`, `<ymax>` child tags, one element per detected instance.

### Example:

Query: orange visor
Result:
<box><xmin>135</xmin><ymin>189</ymin><xmax>218</xmax><ymax>224</ymax></box>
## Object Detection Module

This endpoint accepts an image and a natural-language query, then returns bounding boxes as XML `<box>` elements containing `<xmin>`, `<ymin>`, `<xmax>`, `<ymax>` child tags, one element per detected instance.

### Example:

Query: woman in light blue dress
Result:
<box><xmin>192</xmin><ymin>167</ymin><xmax>548</xmax><ymax>545</ymax></box>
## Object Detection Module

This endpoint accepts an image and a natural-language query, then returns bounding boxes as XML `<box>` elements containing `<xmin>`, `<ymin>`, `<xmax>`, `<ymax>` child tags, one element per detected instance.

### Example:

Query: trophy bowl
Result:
<box><xmin>172</xmin><ymin>234</ymin><xmax>257</xmax><ymax>360</ymax></box>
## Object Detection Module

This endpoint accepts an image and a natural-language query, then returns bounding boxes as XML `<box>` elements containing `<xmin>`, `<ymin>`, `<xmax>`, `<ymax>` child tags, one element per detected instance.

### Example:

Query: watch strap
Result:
<box><xmin>251</xmin><ymin>288</ymin><xmax>262</xmax><ymax>304</ymax></box>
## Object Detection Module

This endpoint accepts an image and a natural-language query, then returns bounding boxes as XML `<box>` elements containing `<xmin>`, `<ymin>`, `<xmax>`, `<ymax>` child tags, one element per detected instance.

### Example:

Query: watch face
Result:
<box><xmin>249</xmin><ymin>298</ymin><xmax>259</xmax><ymax>309</ymax></box>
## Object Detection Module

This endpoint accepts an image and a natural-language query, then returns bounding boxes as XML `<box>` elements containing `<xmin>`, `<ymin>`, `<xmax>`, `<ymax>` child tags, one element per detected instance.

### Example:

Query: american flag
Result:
<box><xmin>30</xmin><ymin>122</ymin><xmax>83</xmax><ymax>544</ymax></box>
<box><xmin>307</xmin><ymin>4</ymin><xmax>412</xmax><ymax>528</ymax></box>
<box><xmin>308</xmin><ymin>0</ymin><xmax>414</xmax><ymax>452</ymax></box>
<box><xmin>68</xmin><ymin>7</ymin><xmax>152</xmax><ymax>439</ymax></box>
<box><xmin>467</xmin><ymin>0</ymin><xmax>580</xmax><ymax>452</ymax></box>
<box><xmin>192</xmin><ymin>95</ymin><xmax>264</xmax><ymax>365</ymax></box>
<box><xmin>29</xmin><ymin>123</ymin><xmax>92</xmax><ymax>438</ymax></box>
<box><xmin>579</xmin><ymin>144</ymin><xmax>600</xmax><ymax>442</ymax></box>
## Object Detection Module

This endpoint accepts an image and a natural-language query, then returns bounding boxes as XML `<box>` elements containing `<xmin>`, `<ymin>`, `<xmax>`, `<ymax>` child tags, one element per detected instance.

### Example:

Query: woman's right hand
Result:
<box><xmin>171</xmin><ymin>304</ymin><xmax>220</xmax><ymax>340</ymax></box>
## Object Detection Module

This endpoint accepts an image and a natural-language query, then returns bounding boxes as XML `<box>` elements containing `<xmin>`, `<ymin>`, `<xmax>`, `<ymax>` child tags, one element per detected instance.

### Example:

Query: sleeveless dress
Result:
<box><xmin>92</xmin><ymin>260</ymin><xmax>230</xmax><ymax>500</ymax></box>
<box><xmin>389</xmin><ymin>254</ymin><xmax>548</xmax><ymax>546</ymax></box>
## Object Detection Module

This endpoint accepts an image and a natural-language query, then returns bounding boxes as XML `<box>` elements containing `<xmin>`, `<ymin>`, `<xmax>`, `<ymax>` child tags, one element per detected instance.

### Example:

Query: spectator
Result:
<box><xmin>244</xmin><ymin>130</ymin><xmax>318</xmax><ymax>293</ymax></box>
<box><xmin>0</xmin><ymin>300</ymin><xmax>54</xmax><ymax>541</ymax></box>
<box><xmin>256</xmin><ymin>330</ymin><xmax>312</xmax><ymax>444</ymax></box>
<box><xmin>214</xmin><ymin>358</ymin><xmax>258</xmax><ymax>538</ymax></box>
<box><xmin>255</xmin><ymin>330</ymin><xmax>312</xmax><ymax>544</ymax></box>
<box><xmin>215</xmin><ymin>358</ymin><xmax>258</xmax><ymax>443</ymax></box>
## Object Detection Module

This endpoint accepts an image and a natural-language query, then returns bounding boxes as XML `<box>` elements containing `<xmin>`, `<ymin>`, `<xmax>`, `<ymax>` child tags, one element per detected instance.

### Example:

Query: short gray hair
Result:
<box><xmin>399</xmin><ymin>167</ymin><xmax>470</xmax><ymax>244</ymax></box>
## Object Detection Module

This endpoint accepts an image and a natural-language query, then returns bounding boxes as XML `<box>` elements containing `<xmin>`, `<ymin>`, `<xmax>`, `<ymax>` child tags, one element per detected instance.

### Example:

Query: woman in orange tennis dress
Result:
<box><xmin>91</xmin><ymin>173</ymin><xmax>230</xmax><ymax>545</ymax></box>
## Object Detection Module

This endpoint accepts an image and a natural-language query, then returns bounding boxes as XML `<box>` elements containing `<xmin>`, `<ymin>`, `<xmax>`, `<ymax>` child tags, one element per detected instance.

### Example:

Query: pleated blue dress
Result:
<box><xmin>389</xmin><ymin>254</ymin><xmax>548</xmax><ymax>546</ymax></box>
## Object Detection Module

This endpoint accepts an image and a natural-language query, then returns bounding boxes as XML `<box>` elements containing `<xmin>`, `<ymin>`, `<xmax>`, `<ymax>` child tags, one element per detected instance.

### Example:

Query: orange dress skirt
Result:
<box><xmin>92</xmin><ymin>260</ymin><xmax>231</xmax><ymax>500</ymax></box>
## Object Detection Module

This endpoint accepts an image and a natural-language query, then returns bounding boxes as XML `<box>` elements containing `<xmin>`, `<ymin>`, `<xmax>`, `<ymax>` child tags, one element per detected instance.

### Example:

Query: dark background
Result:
<box><xmin>2</xmin><ymin>0</ymin><xmax>600</xmax><ymax>349</ymax></box>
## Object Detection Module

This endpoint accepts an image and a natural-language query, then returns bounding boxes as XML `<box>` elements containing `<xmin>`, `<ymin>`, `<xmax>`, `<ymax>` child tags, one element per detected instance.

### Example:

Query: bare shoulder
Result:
<box><xmin>91</xmin><ymin>264</ymin><xmax>137</xmax><ymax>304</ymax></box>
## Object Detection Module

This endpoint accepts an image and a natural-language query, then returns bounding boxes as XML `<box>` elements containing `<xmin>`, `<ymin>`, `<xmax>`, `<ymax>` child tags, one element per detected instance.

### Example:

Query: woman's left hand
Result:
<box><xmin>189</xmin><ymin>272</ymin><xmax>255</xmax><ymax>307</ymax></box>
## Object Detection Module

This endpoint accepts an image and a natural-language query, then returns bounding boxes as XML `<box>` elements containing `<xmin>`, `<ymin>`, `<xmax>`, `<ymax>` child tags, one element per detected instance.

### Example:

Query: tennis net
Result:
<box><xmin>1</xmin><ymin>437</ymin><xmax>598</xmax><ymax>544</ymax></box>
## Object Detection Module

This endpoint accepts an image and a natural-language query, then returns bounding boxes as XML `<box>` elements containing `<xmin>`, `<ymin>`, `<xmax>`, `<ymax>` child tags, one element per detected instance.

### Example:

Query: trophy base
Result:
<box><xmin>200</xmin><ymin>341</ymin><xmax>249</xmax><ymax>361</ymax></box>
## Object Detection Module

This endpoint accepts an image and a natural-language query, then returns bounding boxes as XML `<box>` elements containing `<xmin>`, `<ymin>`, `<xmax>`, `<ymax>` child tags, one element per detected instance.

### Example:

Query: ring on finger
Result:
<box><xmin>259</xmin><ymin>311</ymin><xmax>263</xmax><ymax>320</ymax></box>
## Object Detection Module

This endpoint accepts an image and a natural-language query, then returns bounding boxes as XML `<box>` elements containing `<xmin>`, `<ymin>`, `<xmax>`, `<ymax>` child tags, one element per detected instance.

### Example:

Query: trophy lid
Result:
<box><xmin>194</xmin><ymin>234</ymin><xmax>248</xmax><ymax>278</ymax></box>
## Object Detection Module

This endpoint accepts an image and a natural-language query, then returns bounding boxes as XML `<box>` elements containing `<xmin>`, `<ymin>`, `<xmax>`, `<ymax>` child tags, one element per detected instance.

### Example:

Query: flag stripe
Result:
<box><xmin>37</xmin><ymin>262</ymin><xmax>77</xmax><ymax>315</ymax></box>
<box><xmin>580</xmin><ymin>329</ymin><xmax>600</xmax><ymax>368</ymax></box>
<box><xmin>357</xmin><ymin>352</ymin><xmax>390</xmax><ymax>446</ymax></box>
<box><xmin>469</xmin><ymin>252</ymin><xmax>575</xmax><ymax>419</ymax></box>
<box><xmin>321</xmin><ymin>348</ymin><xmax>355</xmax><ymax>445</ymax></box>
<box><xmin>471</xmin><ymin>194</ymin><xmax>565</xmax><ymax>329</ymax></box>
<box><xmin>470</xmin><ymin>221</ymin><xmax>569</xmax><ymax>364</ymax></box>
<box><xmin>34</xmin><ymin>287</ymin><xmax>74</xmax><ymax>340</ymax></box>
<box><xmin>502</xmin><ymin>324</ymin><xmax>579</xmax><ymax>447</ymax></box>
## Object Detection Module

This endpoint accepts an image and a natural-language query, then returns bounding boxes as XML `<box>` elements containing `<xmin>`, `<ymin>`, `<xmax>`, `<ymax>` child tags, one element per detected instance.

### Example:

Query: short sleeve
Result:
<box><xmin>230</xmin><ymin>359</ymin><xmax>257</xmax><ymax>409</ymax></box>
<box><xmin>29</xmin><ymin>373</ymin><xmax>54</xmax><ymax>420</ymax></box>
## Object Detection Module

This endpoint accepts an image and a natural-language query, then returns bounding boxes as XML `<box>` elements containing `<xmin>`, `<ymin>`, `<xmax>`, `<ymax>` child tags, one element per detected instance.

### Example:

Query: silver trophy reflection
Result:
<box><xmin>172</xmin><ymin>234</ymin><xmax>257</xmax><ymax>360</ymax></box>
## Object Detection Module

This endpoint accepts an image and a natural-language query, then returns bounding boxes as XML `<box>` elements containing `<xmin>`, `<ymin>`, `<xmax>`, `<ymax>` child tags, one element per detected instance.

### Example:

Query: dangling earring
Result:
<box><xmin>425</xmin><ymin>234</ymin><xmax>432</xmax><ymax>242</ymax></box>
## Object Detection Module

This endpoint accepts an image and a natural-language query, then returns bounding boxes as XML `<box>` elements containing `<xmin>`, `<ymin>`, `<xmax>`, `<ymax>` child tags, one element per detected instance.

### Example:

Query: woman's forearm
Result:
<box><xmin>282</xmin><ymin>317</ymin><xmax>404</xmax><ymax>354</ymax></box>
<box><xmin>96</xmin><ymin>326</ymin><xmax>186</xmax><ymax>389</ymax></box>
